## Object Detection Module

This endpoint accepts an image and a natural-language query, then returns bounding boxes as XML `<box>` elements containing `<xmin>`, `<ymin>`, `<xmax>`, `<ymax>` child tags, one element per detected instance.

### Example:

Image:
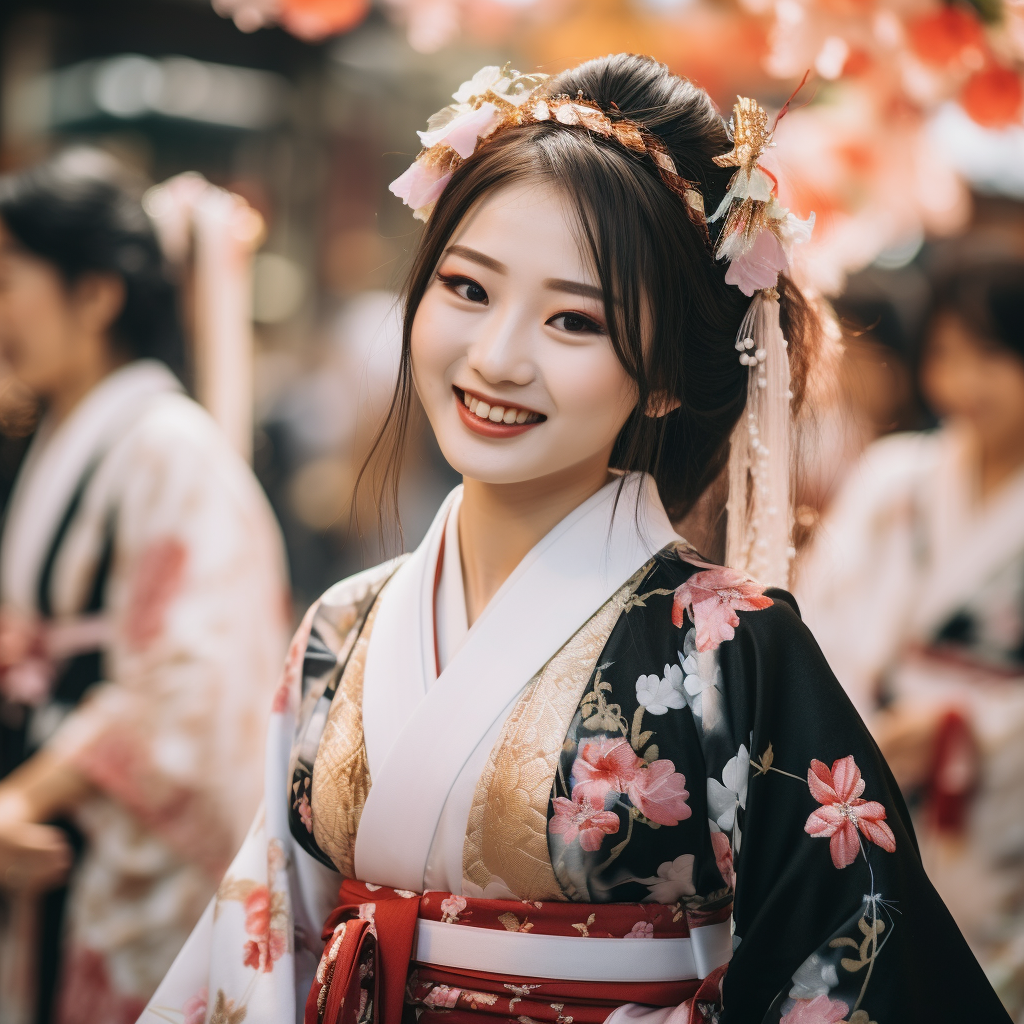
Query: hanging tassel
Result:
<box><xmin>725</xmin><ymin>289</ymin><xmax>794</xmax><ymax>589</ymax></box>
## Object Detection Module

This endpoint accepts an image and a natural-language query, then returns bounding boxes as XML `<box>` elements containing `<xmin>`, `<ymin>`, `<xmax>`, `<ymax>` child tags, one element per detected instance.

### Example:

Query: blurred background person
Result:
<box><xmin>0</xmin><ymin>150</ymin><xmax>290</xmax><ymax>1024</ymax></box>
<box><xmin>797</xmin><ymin>257</ymin><xmax>1024</xmax><ymax>1016</ymax></box>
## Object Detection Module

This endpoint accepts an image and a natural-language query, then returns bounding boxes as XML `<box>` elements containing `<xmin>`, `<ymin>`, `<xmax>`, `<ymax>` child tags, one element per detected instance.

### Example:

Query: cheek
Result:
<box><xmin>549</xmin><ymin>346</ymin><xmax>636</xmax><ymax>430</ymax></box>
<box><xmin>410</xmin><ymin>292</ymin><xmax>464</xmax><ymax>398</ymax></box>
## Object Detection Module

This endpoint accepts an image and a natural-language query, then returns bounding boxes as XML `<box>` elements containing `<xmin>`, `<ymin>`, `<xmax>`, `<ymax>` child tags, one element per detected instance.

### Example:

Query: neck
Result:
<box><xmin>977</xmin><ymin>430</ymin><xmax>1024</xmax><ymax>501</ymax></box>
<box><xmin>46</xmin><ymin>344</ymin><xmax>126</xmax><ymax>426</ymax></box>
<box><xmin>458</xmin><ymin>455</ymin><xmax>614</xmax><ymax>626</ymax></box>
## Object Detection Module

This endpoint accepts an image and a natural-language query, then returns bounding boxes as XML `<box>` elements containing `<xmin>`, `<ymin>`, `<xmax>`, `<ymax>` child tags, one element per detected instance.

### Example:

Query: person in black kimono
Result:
<box><xmin>140</xmin><ymin>54</ymin><xmax>1010</xmax><ymax>1024</ymax></box>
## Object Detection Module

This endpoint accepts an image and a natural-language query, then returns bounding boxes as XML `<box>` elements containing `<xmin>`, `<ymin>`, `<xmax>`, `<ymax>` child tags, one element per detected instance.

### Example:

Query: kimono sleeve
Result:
<box><xmin>46</xmin><ymin>399</ymin><xmax>291</xmax><ymax>877</ymax></box>
<box><xmin>716</xmin><ymin>593</ymin><xmax>1010</xmax><ymax>1023</ymax></box>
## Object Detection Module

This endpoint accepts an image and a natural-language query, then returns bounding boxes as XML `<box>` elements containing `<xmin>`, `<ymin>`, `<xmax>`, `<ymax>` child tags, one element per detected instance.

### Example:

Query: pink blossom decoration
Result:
<box><xmin>672</xmin><ymin>566</ymin><xmax>773</xmax><ymax>652</ymax></box>
<box><xmin>629</xmin><ymin>760</ymin><xmax>692</xmax><ymax>826</ymax></box>
<box><xmin>549</xmin><ymin>791</ymin><xmax>621</xmax><ymax>852</ymax></box>
<box><xmin>389</xmin><ymin>161</ymin><xmax>452</xmax><ymax>217</ymax></box>
<box><xmin>710</xmin><ymin>830</ymin><xmax>736</xmax><ymax>890</ymax></box>
<box><xmin>183</xmin><ymin>987</ymin><xmax>209</xmax><ymax>1024</ymax></box>
<box><xmin>242</xmin><ymin>886</ymin><xmax>286</xmax><ymax>973</ymax></box>
<box><xmin>804</xmin><ymin>755</ymin><xmax>896</xmax><ymax>869</ymax></box>
<box><xmin>625</xmin><ymin>921</ymin><xmax>655</xmax><ymax>939</ymax></box>
<box><xmin>725</xmin><ymin>228</ymin><xmax>789</xmax><ymax>296</ymax></box>
<box><xmin>417</xmin><ymin>102</ymin><xmax>501</xmax><ymax>158</ymax></box>
<box><xmin>440</xmin><ymin>895</ymin><xmax>468</xmax><ymax>923</ymax></box>
<box><xmin>572</xmin><ymin>738</ymin><xmax>691</xmax><ymax>826</ymax></box>
<box><xmin>423</xmin><ymin>986</ymin><xmax>462</xmax><ymax>1009</ymax></box>
<box><xmin>573</xmin><ymin>738</ymin><xmax>642</xmax><ymax>805</ymax></box>
<box><xmin>780</xmin><ymin>994</ymin><xmax>850</xmax><ymax>1023</ymax></box>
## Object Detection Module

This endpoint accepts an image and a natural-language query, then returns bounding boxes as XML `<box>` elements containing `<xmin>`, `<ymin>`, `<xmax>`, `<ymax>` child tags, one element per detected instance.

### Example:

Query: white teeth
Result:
<box><xmin>461</xmin><ymin>391</ymin><xmax>538</xmax><ymax>425</ymax></box>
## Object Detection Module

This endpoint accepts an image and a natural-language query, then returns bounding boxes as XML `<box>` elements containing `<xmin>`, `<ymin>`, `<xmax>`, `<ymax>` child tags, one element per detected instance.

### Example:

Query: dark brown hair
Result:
<box><xmin>363</xmin><ymin>54</ymin><xmax>819</xmax><ymax>531</ymax></box>
<box><xmin>927</xmin><ymin>258</ymin><xmax>1024</xmax><ymax>363</ymax></box>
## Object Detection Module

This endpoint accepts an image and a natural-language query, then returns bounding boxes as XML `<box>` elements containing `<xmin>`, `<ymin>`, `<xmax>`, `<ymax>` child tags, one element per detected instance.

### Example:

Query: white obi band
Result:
<box><xmin>412</xmin><ymin>918</ymin><xmax>733</xmax><ymax>983</ymax></box>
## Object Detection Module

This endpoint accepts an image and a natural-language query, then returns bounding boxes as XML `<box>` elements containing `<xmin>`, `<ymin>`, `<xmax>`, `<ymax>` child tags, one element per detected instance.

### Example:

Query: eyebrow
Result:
<box><xmin>543</xmin><ymin>278</ymin><xmax>605</xmax><ymax>301</ymax></box>
<box><xmin>443</xmin><ymin>244</ymin><xmax>605</xmax><ymax>302</ymax></box>
<box><xmin>444</xmin><ymin>245</ymin><xmax>506</xmax><ymax>274</ymax></box>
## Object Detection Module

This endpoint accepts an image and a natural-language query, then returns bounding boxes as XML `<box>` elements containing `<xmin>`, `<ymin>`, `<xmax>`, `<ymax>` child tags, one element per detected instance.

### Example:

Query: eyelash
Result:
<box><xmin>435</xmin><ymin>271</ymin><xmax>606</xmax><ymax>335</ymax></box>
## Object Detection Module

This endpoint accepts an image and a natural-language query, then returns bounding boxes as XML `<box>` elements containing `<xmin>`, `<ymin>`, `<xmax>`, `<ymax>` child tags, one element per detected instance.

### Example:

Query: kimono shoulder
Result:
<box><xmin>546</xmin><ymin>543</ymin><xmax>1009</xmax><ymax>1021</ymax></box>
<box><xmin>287</xmin><ymin>558</ymin><xmax>406</xmax><ymax>868</ymax></box>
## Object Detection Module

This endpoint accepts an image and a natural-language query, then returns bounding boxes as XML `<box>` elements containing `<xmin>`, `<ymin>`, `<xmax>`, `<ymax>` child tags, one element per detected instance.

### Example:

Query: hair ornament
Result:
<box><xmin>710</xmin><ymin>96</ymin><xmax>815</xmax><ymax>299</ymax></box>
<box><xmin>389</xmin><ymin>65</ymin><xmax>706</xmax><ymax>232</ymax></box>
<box><xmin>713</xmin><ymin>95</ymin><xmax>813</xmax><ymax>588</ymax></box>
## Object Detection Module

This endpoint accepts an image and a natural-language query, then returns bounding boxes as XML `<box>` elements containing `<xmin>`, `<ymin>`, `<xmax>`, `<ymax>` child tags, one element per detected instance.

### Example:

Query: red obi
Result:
<box><xmin>306</xmin><ymin>881</ymin><xmax>731</xmax><ymax>1024</ymax></box>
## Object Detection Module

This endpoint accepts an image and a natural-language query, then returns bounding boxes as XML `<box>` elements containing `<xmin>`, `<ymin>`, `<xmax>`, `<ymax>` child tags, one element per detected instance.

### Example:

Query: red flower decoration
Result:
<box><xmin>672</xmin><ymin>567</ymin><xmax>773</xmax><ymax>652</ymax></box>
<box><xmin>550</xmin><ymin>791</ymin><xmax>621</xmax><ymax>851</ymax></box>
<box><xmin>804</xmin><ymin>756</ymin><xmax>896</xmax><ymax>869</ymax></box>
<box><xmin>961</xmin><ymin>66</ymin><xmax>1024</xmax><ymax>129</ymax></box>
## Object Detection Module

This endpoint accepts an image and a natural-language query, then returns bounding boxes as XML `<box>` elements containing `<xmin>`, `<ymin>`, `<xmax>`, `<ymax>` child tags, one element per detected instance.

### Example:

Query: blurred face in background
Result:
<box><xmin>0</xmin><ymin>218</ymin><xmax>124</xmax><ymax>407</ymax></box>
<box><xmin>410</xmin><ymin>181</ymin><xmax>637</xmax><ymax>487</ymax></box>
<box><xmin>921</xmin><ymin>310</ymin><xmax>1024</xmax><ymax>457</ymax></box>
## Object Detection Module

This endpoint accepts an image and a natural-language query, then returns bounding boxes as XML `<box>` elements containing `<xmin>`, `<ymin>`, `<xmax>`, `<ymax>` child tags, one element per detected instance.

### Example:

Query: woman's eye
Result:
<box><xmin>548</xmin><ymin>312</ymin><xmax>604</xmax><ymax>335</ymax></box>
<box><xmin>438</xmin><ymin>273</ymin><xmax>487</xmax><ymax>304</ymax></box>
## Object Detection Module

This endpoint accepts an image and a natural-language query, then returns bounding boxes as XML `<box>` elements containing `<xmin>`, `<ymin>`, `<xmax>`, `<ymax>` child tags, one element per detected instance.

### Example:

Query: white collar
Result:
<box><xmin>0</xmin><ymin>360</ymin><xmax>181</xmax><ymax>611</ymax></box>
<box><xmin>355</xmin><ymin>472</ymin><xmax>679</xmax><ymax>891</ymax></box>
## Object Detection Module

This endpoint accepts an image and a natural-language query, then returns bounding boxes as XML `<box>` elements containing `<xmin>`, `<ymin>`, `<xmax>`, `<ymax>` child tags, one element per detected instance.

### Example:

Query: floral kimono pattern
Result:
<box><xmin>142</xmin><ymin>534</ymin><xmax>1009</xmax><ymax>1024</ymax></box>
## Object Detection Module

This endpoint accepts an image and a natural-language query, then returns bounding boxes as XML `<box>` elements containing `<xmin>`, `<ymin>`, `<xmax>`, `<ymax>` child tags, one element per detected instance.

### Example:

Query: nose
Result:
<box><xmin>466</xmin><ymin>305</ymin><xmax>536</xmax><ymax>387</ymax></box>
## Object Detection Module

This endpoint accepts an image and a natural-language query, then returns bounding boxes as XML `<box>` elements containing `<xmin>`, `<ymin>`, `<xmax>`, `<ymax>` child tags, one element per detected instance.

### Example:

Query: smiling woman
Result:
<box><xmin>142</xmin><ymin>54</ymin><xmax>1011</xmax><ymax>1024</ymax></box>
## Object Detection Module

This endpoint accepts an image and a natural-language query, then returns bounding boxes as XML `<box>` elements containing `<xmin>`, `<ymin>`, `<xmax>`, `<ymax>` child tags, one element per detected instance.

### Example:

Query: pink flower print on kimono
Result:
<box><xmin>780</xmin><ymin>994</ymin><xmax>850</xmax><ymax>1023</ymax></box>
<box><xmin>125</xmin><ymin>536</ymin><xmax>188</xmax><ymax>651</ymax></box>
<box><xmin>440</xmin><ymin>895</ymin><xmax>468</xmax><ymax>923</ymax></box>
<box><xmin>804</xmin><ymin>756</ymin><xmax>896</xmax><ymax>869</ymax></box>
<box><xmin>572</xmin><ymin>738</ymin><xmax>692</xmax><ymax>826</ymax></box>
<box><xmin>672</xmin><ymin>564</ymin><xmax>773</xmax><ymax>652</ymax></box>
<box><xmin>242</xmin><ymin>885</ymin><xmax>287</xmax><ymax>972</ymax></box>
<box><xmin>625</xmin><ymin>921</ymin><xmax>655</xmax><ymax>938</ymax></box>
<box><xmin>709</xmin><ymin>830</ymin><xmax>736</xmax><ymax>890</ymax></box>
<box><xmin>183</xmin><ymin>987</ymin><xmax>209</xmax><ymax>1024</ymax></box>
<box><xmin>550</xmin><ymin>791</ymin><xmax>621</xmax><ymax>851</ymax></box>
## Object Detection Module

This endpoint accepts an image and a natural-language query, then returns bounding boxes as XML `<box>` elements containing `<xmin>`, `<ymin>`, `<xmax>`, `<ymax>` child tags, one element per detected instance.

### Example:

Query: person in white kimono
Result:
<box><xmin>143</xmin><ymin>56</ymin><xmax>1009</xmax><ymax>1024</ymax></box>
<box><xmin>0</xmin><ymin>150</ymin><xmax>290</xmax><ymax>1024</ymax></box>
<box><xmin>798</xmin><ymin>259</ymin><xmax>1024</xmax><ymax>1018</ymax></box>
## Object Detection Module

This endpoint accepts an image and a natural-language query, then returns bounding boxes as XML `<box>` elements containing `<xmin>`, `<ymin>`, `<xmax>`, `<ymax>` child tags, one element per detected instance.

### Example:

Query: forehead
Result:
<box><xmin>446</xmin><ymin>180</ymin><xmax>597</xmax><ymax>285</ymax></box>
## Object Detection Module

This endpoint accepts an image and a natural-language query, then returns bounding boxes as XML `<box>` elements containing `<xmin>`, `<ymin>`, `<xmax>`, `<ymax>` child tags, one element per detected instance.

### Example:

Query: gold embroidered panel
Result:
<box><xmin>310</xmin><ymin>596</ymin><xmax>382</xmax><ymax>877</ymax></box>
<box><xmin>462</xmin><ymin>562</ymin><xmax>653</xmax><ymax>901</ymax></box>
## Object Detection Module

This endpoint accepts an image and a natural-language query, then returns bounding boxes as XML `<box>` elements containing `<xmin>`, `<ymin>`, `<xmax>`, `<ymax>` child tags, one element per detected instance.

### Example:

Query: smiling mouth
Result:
<box><xmin>456</xmin><ymin>387</ymin><xmax>545</xmax><ymax>425</ymax></box>
<box><xmin>452</xmin><ymin>387</ymin><xmax>546</xmax><ymax>438</ymax></box>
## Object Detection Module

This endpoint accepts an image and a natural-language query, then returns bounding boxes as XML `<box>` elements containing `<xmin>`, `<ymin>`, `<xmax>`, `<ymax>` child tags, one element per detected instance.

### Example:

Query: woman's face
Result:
<box><xmin>0</xmin><ymin>219</ymin><xmax>111</xmax><ymax>401</ymax></box>
<box><xmin>411</xmin><ymin>182</ymin><xmax>638</xmax><ymax>487</ymax></box>
<box><xmin>921</xmin><ymin>311</ymin><xmax>1024</xmax><ymax>451</ymax></box>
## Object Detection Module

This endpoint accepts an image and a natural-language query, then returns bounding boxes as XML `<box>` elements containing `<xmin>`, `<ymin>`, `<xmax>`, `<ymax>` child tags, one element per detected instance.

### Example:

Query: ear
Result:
<box><xmin>644</xmin><ymin>390</ymin><xmax>681</xmax><ymax>418</ymax></box>
<box><xmin>71</xmin><ymin>272</ymin><xmax>126</xmax><ymax>339</ymax></box>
